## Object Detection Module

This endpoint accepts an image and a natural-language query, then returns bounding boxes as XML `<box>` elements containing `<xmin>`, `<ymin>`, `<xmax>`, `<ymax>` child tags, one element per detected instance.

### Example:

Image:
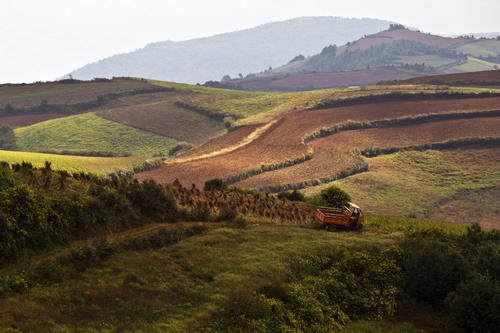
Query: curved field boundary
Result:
<box><xmin>137</xmin><ymin>97</ymin><xmax>500</xmax><ymax>187</ymax></box>
<box><xmin>224</xmin><ymin>149</ymin><xmax>314</xmax><ymax>185</ymax></box>
<box><xmin>234</xmin><ymin>116</ymin><xmax>500</xmax><ymax>192</ymax></box>
<box><xmin>314</xmin><ymin>91</ymin><xmax>500</xmax><ymax>110</ymax></box>
<box><xmin>358</xmin><ymin>137</ymin><xmax>500</xmax><ymax>157</ymax></box>
<box><xmin>166</xmin><ymin>120</ymin><xmax>278</xmax><ymax>164</ymax></box>
<box><xmin>257</xmin><ymin>159</ymin><xmax>369</xmax><ymax>193</ymax></box>
<box><xmin>174</xmin><ymin>101</ymin><xmax>243</xmax><ymax>121</ymax></box>
<box><xmin>256</xmin><ymin>136</ymin><xmax>500</xmax><ymax>193</ymax></box>
<box><xmin>303</xmin><ymin>109</ymin><xmax>500</xmax><ymax>143</ymax></box>
<box><xmin>228</xmin><ymin>110</ymin><xmax>500</xmax><ymax>187</ymax></box>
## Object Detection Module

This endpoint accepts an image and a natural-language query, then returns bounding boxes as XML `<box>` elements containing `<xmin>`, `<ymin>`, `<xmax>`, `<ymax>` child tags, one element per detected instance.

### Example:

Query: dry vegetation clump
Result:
<box><xmin>166</xmin><ymin>184</ymin><xmax>317</xmax><ymax>225</ymax></box>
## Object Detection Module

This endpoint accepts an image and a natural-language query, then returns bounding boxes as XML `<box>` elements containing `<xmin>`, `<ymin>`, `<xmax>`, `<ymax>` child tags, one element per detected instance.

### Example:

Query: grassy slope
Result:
<box><xmin>301</xmin><ymin>148</ymin><xmax>500</xmax><ymax>226</ymax></box>
<box><xmin>14</xmin><ymin>113</ymin><xmax>186</xmax><ymax>157</ymax></box>
<box><xmin>0</xmin><ymin>150</ymin><xmax>150</xmax><ymax>175</ymax></box>
<box><xmin>0</xmin><ymin>223</ymin><xmax>433</xmax><ymax>332</ymax></box>
<box><xmin>454</xmin><ymin>56</ymin><xmax>498</xmax><ymax>72</ymax></box>
<box><xmin>454</xmin><ymin>39</ymin><xmax>500</xmax><ymax>57</ymax></box>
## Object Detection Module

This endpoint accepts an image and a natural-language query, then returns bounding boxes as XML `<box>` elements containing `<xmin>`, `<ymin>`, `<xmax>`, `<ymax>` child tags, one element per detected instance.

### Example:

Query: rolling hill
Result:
<box><xmin>218</xmin><ymin>28</ymin><xmax>500</xmax><ymax>91</ymax></box>
<box><xmin>65</xmin><ymin>17</ymin><xmax>394</xmax><ymax>84</ymax></box>
<box><xmin>0</xmin><ymin>71</ymin><xmax>499</xmax><ymax>227</ymax></box>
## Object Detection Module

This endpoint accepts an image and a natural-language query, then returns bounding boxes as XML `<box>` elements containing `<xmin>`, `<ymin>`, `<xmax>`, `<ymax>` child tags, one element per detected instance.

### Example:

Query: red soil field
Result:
<box><xmin>0</xmin><ymin>113</ymin><xmax>68</xmax><ymax>127</ymax></box>
<box><xmin>97</xmin><ymin>101</ymin><xmax>224</xmax><ymax>145</ymax></box>
<box><xmin>0</xmin><ymin>78</ymin><xmax>155</xmax><ymax>108</ymax></box>
<box><xmin>224</xmin><ymin>68</ymin><xmax>420</xmax><ymax>92</ymax></box>
<box><xmin>136</xmin><ymin>97</ymin><xmax>500</xmax><ymax>187</ymax></box>
<box><xmin>233</xmin><ymin>117</ymin><xmax>500</xmax><ymax>189</ymax></box>
<box><xmin>268</xmin><ymin>69</ymin><xmax>415</xmax><ymax>89</ymax></box>
<box><xmin>348</xmin><ymin>29</ymin><xmax>465</xmax><ymax>51</ymax></box>
<box><xmin>386</xmin><ymin>70</ymin><xmax>500</xmax><ymax>85</ymax></box>
<box><xmin>178</xmin><ymin>124</ymin><xmax>260</xmax><ymax>159</ymax></box>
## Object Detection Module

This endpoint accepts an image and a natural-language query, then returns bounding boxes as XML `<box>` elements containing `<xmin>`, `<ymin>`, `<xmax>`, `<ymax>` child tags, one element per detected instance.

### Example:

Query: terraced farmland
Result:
<box><xmin>233</xmin><ymin>116</ymin><xmax>500</xmax><ymax>191</ymax></box>
<box><xmin>302</xmin><ymin>147</ymin><xmax>500</xmax><ymax>229</ymax></box>
<box><xmin>138</xmin><ymin>95</ymin><xmax>500</xmax><ymax>188</ymax></box>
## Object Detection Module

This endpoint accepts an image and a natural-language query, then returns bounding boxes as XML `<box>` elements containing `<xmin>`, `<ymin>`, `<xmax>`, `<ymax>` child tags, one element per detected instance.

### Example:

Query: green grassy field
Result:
<box><xmin>0</xmin><ymin>224</ymin><xmax>410</xmax><ymax>332</ymax></box>
<box><xmin>454</xmin><ymin>39</ymin><xmax>500</xmax><ymax>57</ymax></box>
<box><xmin>0</xmin><ymin>150</ymin><xmax>151</xmax><ymax>175</ymax></box>
<box><xmin>301</xmin><ymin>148</ymin><xmax>500</xmax><ymax>225</ymax></box>
<box><xmin>454</xmin><ymin>56</ymin><xmax>498</xmax><ymax>72</ymax></box>
<box><xmin>14</xmin><ymin>113</ymin><xmax>186</xmax><ymax>157</ymax></box>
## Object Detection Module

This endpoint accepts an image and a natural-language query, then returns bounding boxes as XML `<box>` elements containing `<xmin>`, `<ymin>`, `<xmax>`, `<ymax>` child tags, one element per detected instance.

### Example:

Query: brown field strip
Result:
<box><xmin>391</xmin><ymin>70</ymin><xmax>500</xmax><ymax>85</ymax></box>
<box><xmin>269</xmin><ymin>68</ymin><xmax>414</xmax><ymax>89</ymax></box>
<box><xmin>97</xmin><ymin>100</ymin><xmax>224</xmax><ymax>145</ymax></box>
<box><xmin>233</xmin><ymin>117</ymin><xmax>500</xmax><ymax>190</ymax></box>
<box><xmin>0</xmin><ymin>78</ymin><xmax>155</xmax><ymax>108</ymax></box>
<box><xmin>178</xmin><ymin>124</ymin><xmax>260</xmax><ymax>159</ymax></box>
<box><xmin>136</xmin><ymin>97</ymin><xmax>500</xmax><ymax>187</ymax></box>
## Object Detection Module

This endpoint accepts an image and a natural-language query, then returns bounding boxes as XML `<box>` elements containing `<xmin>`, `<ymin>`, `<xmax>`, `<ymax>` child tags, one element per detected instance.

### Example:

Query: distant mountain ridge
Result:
<box><xmin>216</xmin><ymin>27</ymin><xmax>500</xmax><ymax>92</ymax></box>
<box><xmin>66</xmin><ymin>17</ymin><xmax>394</xmax><ymax>84</ymax></box>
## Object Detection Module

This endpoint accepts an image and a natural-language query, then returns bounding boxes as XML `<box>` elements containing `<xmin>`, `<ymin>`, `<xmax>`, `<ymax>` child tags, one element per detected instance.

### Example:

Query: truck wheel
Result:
<box><xmin>325</xmin><ymin>224</ymin><xmax>336</xmax><ymax>232</ymax></box>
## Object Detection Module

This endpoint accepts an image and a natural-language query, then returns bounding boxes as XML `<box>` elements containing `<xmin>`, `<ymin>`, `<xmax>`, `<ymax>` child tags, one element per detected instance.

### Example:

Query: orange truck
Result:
<box><xmin>315</xmin><ymin>202</ymin><xmax>364</xmax><ymax>231</ymax></box>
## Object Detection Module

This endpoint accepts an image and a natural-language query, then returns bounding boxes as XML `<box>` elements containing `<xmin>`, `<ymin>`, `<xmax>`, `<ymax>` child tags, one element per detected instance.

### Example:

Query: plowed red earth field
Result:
<box><xmin>178</xmin><ymin>124</ymin><xmax>260</xmax><ymax>159</ymax></box>
<box><xmin>97</xmin><ymin>101</ymin><xmax>224</xmax><ymax>145</ymax></box>
<box><xmin>136</xmin><ymin>97</ymin><xmax>500</xmax><ymax>187</ymax></box>
<box><xmin>389</xmin><ymin>70</ymin><xmax>500</xmax><ymax>85</ymax></box>
<box><xmin>268</xmin><ymin>69</ymin><xmax>414</xmax><ymax>89</ymax></box>
<box><xmin>0</xmin><ymin>79</ymin><xmax>155</xmax><ymax>108</ymax></box>
<box><xmin>233</xmin><ymin>117</ymin><xmax>500</xmax><ymax>189</ymax></box>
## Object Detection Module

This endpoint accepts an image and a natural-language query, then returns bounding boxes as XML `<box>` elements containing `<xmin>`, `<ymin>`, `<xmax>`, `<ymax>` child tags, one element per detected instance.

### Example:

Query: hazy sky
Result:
<box><xmin>1</xmin><ymin>0</ymin><xmax>498</xmax><ymax>83</ymax></box>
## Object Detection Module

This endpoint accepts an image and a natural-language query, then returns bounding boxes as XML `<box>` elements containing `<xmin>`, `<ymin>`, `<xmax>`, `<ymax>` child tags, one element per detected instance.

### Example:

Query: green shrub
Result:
<box><xmin>277</xmin><ymin>190</ymin><xmax>305</xmax><ymax>202</ymax></box>
<box><xmin>204</xmin><ymin>178</ymin><xmax>227</xmax><ymax>191</ymax></box>
<box><xmin>318</xmin><ymin>185</ymin><xmax>351</xmax><ymax>208</ymax></box>
<box><xmin>28</xmin><ymin>259</ymin><xmax>63</xmax><ymax>285</ymax></box>
<box><xmin>404</xmin><ymin>242</ymin><xmax>469</xmax><ymax>302</ymax></box>
<box><xmin>204</xmin><ymin>246</ymin><xmax>404</xmax><ymax>332</ymax></box>
<box><xmin>446</xmin><ymin>274</ymin><xmax>500</xmax><ymax>333</ymax></box>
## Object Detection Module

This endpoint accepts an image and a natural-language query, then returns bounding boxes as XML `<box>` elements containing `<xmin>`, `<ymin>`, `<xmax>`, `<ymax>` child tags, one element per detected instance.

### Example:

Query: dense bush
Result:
<box><xmin>318</xmin><ymin>185</ymin><xmax>351</xmax><ymax>208</ymax></box>
<box><xmin>277</xmin><ymin>190</ymin><xmax>305</xmax><ymax>202</ymax></box>
<box><xmin>0</xmin><ymin>164</ymin><xmax>179</xmax><ymax>266</ymax></box>
<box><xmin>446</xmin><ymin>274</ymin><xmax>500</xmax><ymax>333</ymax></box>
<box><xmin>206</xmin><ymin>246</ymin><xmax>404</xmax><ymax>332</ymax></box>
<box><xmin>204</xmin><ymin>178</ymin><xmax>227</xmax><ymax>191</ymax></box>
<box><xmin>404</xmin><ymin>242</ymin><xmax>469</xmax><ymax>302</ymax></box>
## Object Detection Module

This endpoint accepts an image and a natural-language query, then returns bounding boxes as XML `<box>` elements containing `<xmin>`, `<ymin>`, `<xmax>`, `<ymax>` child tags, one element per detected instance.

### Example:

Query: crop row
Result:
<box><xmin>314</xmin><ymin>90</ymin><xmax>500</xmax><ymax>109</ymax></box>
<box><xmin>303</xmin><ymin>109</ymin><xmax>500</xmax><ymax>142</ymax></box>
<box><xmin>257</xmin><ymin>159</ymin><xmax>369</xmax><ymax>193</ymax></box>
<box><xmin>224</xmin><ymin>150</ymin><xmax>314</xmax><ymax>185</ymax></box>
<box><xmin>358</xmin><ymin>137</ymin><xmax>500</xmax><ymax>157</ymax></box>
